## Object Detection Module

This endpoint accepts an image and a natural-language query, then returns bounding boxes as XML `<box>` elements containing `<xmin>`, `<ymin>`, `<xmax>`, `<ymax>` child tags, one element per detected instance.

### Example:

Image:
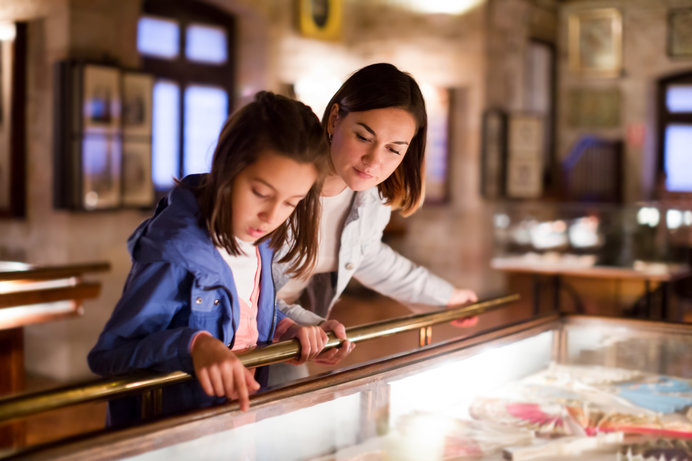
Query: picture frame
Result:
<box><xmin>81</xmin><ymin>135</ymin><xmax>122</xmax><ymax>210</ymax></box>
<box><xmin>0</xmin><ymin>22</ymin><xmax>26</xmax><ymax>218</ymax></box>
<box><xmin>567</xmin><ymin>87</ymin><xmax>620</xmax><ymax>128</ymax></box>
<box><xmin>122</xmin><ymin>140</ymin><xmax>154</xmax><ymax>208</ymax></box>
<box><xmin>424</xmin><ymin>86</ymin><xmax>450</xmax><ymax>205</ymax></box>
<box><xmin>480</xmin><ymin>108</ymin><xmax>507</xmax><ymax>199</ymax></box>
<box><xmin>506</xmin><ymin>113</ymin><xmax>545</xmax><ymax>199</ymax></box>
<box><xmin>297</xmin><ymin>0</ymin><xmax>342</xmax><ymax>41</ymax></box>
<box><xmin>668</xmin><ymin>7</ymin><xmax>692</xmax><ymax>58</ymax></box>
<box><xmin>122</xmin><ymin>72</ymin><xmax>154</xmax><ymax>138</ymax></box>
<box><xmin>82</xmin><ymin>64</ymin><xmax>120</xmax><ymax>134</ymax></box>
<box><xmin>568</xmin><ymin>8</ymin><xmax>623</xmax><ymax>78</ymax></box>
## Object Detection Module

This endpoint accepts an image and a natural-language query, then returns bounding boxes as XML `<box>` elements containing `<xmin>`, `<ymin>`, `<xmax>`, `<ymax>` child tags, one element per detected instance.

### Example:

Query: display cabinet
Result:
<box><xmin>7</xmin><ymin>312</ymin><xmax>692</xmax><ymax>460</ymax></box>
<box><xmin>490</xmin><ymin>202</ymin><xmax>692</xmax><ymax>320</ymax></box>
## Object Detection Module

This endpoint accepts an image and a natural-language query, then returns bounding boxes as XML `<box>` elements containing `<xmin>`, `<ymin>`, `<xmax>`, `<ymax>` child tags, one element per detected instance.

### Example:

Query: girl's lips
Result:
<box><xmin>247</xmin><ymin>227</ymin><xmax>265</xmax><ymax>238</ymax></box>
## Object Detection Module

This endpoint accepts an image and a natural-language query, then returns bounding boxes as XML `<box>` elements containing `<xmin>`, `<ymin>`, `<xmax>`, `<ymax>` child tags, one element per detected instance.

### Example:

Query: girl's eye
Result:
<box><xmin>388</xmin><ymin>146</ymin><xmax>402</xmax><ymax>155</ymax></box>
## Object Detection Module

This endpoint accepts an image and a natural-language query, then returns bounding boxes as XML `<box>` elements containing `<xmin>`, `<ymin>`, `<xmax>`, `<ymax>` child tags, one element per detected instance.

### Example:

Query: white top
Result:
<box><xmin>277</xmin><ymin>187</ymin><xmax>354</xmax><ymax>304</ymax></box>
<box><xmin>217</xmin><ymin>238</ymin><xmax>258</xmax><ymax>306</ymax></box>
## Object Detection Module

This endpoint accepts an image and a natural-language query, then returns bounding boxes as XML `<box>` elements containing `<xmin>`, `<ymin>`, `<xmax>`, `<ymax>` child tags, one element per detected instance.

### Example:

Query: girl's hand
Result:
<box><xmin>281</xmin><ymin>324</ymin><xmax>328</xmax><ymax>364</ymax></box>
<box><xmin>315</xmin><ymin>319</ymin><xmax>355</xmax><ymax>366</ymax></box>
<box><xmin>191</xmin><ymin>333</ymin><xmax>260</xmax><ymax>411</ymax></box>
<box><xmin>447</xmin><ymin>288</ymin><xmax>479</xmax><ymax>328</ymax></box>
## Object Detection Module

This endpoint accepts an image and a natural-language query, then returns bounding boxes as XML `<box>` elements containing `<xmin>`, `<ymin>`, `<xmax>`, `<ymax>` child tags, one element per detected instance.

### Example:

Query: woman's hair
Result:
<box><xmin>322</xmin><ymin>63</ymin><xmax>428</xmax><ymax>216</ymax></box>
<box><xmin>196</xmin><ymin>91</ymin><xmax>329</xmax><ymax>277</ymax></box>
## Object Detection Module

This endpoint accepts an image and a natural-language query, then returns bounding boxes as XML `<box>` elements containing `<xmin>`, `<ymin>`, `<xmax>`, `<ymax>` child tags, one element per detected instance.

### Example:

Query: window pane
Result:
<box><xmin>184</xmin><ymin>85</ymin><xmax>228</xmax><ymax>176</ymax></box>
<box><xmin>664</xmin><ymin>124</ymin><xmax>692</xmax><ymax>192</ymax></box>
<box><xmin>666</xmin><ymin>84</ymin><xmax>692</xmax><ymax>113</ymax></box>
<box><xmin>185</xmin><ymin>23</ymin><xmax>227</xmax><ymax>64</ymax></box>
<box><xmin>137</xmin><ymin>15</ymin><xmax>179</xmax><ymax>59</ymax></box>
<box><xmin>152</xmin><ymin>80</ymin><xmax>180</xmax><ymax>189</ymax></box>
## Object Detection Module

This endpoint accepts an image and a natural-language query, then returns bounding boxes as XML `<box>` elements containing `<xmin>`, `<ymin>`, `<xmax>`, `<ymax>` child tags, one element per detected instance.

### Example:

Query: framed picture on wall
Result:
<box><xmin>122</xmin><ymin>72</ymin><xmax>154</xmax><ymax>138</ymax></box>
<box><xmin>81</xmin><ymin>135</ymin><xmax>122</xmax><ymax>210</ymax></box>
<box><xmin>506</xmin><ymin>113</ymin><xmax>545</xmax><ymax>199</ymax></box>
<box><xmin>424</xmin><ymin>87</ymin><xmax>450</xmax><ymax>204</ymax></box>
<box><xmin>82</xmin><ymin>64</ymin><xmax>121</xmax><ymax>134</ymax></box>
<box><xmin>568</xmin><ymin>8</ymin><xmax>623</xmax><ymax>78</ymax></box>
<box><xmin>297</xmin><ymin>0</ymin><xmax>342</xmax><ymax>41</ymax></box>
<box><xmin>480</xmin><ymin>108</ymin><xmax>507</xmax><ymax>199</ymax></box>
<box><xmin>0</xmin><ymin>22</ymin><xmax>26</xmax><ymax>218</ymax></box>
<box><xmin>668</xmin><ymin>8</ymin><xmax>692</xmax><ymax>58</ymax></box>
<box><xmin>122</xmin><ymin>140</ymin><xmax>154</xmax><ymax>207</ymax></box>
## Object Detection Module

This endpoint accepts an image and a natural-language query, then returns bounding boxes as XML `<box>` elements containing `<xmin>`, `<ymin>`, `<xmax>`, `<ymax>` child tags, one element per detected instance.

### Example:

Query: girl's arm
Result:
<box><xmin>88</xmin><ymin>262</ymin><xmax>200</xmax><ymax>376</ymax></box>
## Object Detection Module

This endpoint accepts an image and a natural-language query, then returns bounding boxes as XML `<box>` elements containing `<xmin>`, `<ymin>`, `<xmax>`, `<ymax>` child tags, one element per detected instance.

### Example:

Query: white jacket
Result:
<box><xmin>273</xmin><ymin>187</ymin><xmax>454</xmax><ymax>325</ymax></box>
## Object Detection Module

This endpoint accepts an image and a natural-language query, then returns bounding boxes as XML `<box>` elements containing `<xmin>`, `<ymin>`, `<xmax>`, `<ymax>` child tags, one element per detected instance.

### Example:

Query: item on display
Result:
<box><xmin>617</xmin><ymin>438</ymin><xmax>692</xmax><ymax>461</ymax></box>
<box><xmin>468</xmin><ymin>363</ymin><xmax>692</xmax><ymax>439</ymax></box>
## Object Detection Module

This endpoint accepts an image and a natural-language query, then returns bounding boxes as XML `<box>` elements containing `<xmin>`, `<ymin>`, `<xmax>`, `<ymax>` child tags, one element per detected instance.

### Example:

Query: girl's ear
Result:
<box><xmin>327</xmin><ymin>103</ymin><xmax>340</xmax><ymax>137</ymax></box>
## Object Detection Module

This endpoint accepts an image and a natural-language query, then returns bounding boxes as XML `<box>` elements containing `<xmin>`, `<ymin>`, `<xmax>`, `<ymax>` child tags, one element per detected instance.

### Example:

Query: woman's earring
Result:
<box><xmin>328</xmin><ymin>133</ymin><xmax>333</xmax><ymax>144</ymax></box>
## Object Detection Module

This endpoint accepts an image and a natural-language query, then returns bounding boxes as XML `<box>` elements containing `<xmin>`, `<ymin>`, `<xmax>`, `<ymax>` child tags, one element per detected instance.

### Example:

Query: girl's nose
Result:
<box><xmin>259</xmin><ymin>201</ymin><xmax>280</xmax><ymax>223</ymax></box>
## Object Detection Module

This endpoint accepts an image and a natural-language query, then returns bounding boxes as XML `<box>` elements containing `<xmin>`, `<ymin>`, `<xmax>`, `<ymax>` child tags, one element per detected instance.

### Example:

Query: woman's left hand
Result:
<box><xmin>314</xmin><ymin>319</ymin><xmax>355</xmax><ymax>366</ymax></box>
<box><xmin>447</xmin><ymin>288</ymin><xmax>479</xmax><ymax>328</ymax></box>
<box><xmin>281</xmin><ymin>324</ymin><xmax>328</xmax><ymax>364</ymax></box>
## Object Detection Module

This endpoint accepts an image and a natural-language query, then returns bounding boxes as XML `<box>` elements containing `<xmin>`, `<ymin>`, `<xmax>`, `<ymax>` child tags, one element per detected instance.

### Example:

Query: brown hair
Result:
<box><xmin>195</xmin><ymin>91</ymin><xmax>329</xmax><ymax>277</ymax></box>
<box><xmin>323</xmin><ymin>63</ymin><xmax>428</xmax><ymax>216</ymax></box>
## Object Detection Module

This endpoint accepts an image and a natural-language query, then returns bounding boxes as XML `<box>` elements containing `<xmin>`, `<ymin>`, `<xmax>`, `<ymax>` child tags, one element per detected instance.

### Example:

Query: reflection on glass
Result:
<box><xmin>137</xmin><ymin>15</ymin><xmax>179</xmax><ymax>59</ymax></box>
<box><xmin>183</xmin><ymin>85</ymin><xmax>228</xmax><ymax>176</ymax></box>
<box><xmin>568</xmin><ymin>216</ymin><xmax>600</xmax><ymax>248</ymax></box>
<box><xmin>665</xmin><ymin>124</ymin><xmax>692</xmax><ymax>192</ymax></box>
<box><xmin>185</xmin><ymin>23</ymin><xmax>227</xmax><ymax>64</ymax></box>
<box><xmin>666</xmin><ymin>84</ymin><xmax>692</xmax><ymax>113</ymax></box>
<box><xmin>152</xmin><ymin>80</ymin><xmax>180</xmax><ymax>189</ymax></box>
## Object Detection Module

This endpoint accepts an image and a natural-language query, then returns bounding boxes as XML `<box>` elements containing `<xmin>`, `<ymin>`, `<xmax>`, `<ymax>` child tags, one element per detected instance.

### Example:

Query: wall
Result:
<box><xmin>557</xmin><ymin>0</ymin><xmax>692</xmax><ymax>202</ymax></box>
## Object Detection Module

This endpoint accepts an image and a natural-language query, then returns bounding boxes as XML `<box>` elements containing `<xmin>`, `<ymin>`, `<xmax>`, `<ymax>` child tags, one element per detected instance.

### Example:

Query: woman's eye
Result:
<box><xmin>355</xmin><ymin>133</ymin><xmax>370</xmax><ymax>142</ymax></box>
<box><xmin>252</xmin><ymin>189</ymin><xmax>268</xmax><ymax>198</ymax></box>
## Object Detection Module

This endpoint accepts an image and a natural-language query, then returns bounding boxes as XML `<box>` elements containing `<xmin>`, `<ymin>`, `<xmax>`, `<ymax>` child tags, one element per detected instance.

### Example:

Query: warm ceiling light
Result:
<box><xmin>0</xmin><ymin>22</ymin><xmax>16</xmax><ymax>41</ymax></box>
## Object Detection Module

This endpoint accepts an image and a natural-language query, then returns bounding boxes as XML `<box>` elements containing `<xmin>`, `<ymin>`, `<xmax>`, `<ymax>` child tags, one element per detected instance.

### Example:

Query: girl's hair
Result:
<box><xmin>322</xmin><ymin>63</ymin><xmax>428</xmax><ymax>216</ymax></box>
<box><xmin>196</xmin><ymin>91</ymin><xmax>329</xmax><ymax>278</ymax></box>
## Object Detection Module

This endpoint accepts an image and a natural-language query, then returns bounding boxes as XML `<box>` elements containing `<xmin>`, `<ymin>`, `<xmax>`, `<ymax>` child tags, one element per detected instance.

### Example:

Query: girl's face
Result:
<box><xmin>328</xmin><ymin>106</ymin><xmax>417</xmax><ymax>192</ymax></box>
<box><xmin>232</xmin><ymin>150</ymin><xmax>318</xmax><ymax>242</ymax></box>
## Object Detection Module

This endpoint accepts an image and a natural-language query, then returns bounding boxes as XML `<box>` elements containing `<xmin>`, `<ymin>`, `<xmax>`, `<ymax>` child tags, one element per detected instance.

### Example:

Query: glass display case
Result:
<box><xmin>490</xmin><ymin>202</ymin><xmax>692</xmax><ymax>320</ymax></box>
<box><xmin>491</xmin><ymin>201</ymin><xmax>692</xmax><ymax>272</ymax></box>
<box><xmin>13</xmin><ymin>314</ymin><xmax>692</xmax><ymax>460</ymax></box>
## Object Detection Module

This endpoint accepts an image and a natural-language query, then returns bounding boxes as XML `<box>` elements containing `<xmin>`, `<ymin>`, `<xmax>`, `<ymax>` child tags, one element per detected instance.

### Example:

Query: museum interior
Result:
<box><xmin>1</xmin><ymin>0</ymin><xmax>692</xmax><ymax>459</ymax></box>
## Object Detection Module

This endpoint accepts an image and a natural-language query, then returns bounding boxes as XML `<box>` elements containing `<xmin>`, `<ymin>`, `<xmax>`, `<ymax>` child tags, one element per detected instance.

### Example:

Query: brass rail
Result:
<box><xmin>0</xmin><ymin>294</ymin><xmax>518</xmax><ymax>422</ymax></box>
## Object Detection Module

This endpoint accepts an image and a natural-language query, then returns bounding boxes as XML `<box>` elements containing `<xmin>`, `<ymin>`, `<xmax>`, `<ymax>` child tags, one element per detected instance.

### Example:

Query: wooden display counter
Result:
<box><xmin>0</xmin><ymin>261</ymin><xmax>109</xmax><ymax>449</ymax></box>
<box><xmin>491</xmin><ymin>256</ymin><xmax>691</xmax><ymax>321</ymax></box>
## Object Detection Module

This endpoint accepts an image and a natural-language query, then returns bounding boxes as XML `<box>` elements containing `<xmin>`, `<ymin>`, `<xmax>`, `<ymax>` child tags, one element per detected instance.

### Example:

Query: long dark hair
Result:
<box><xmin>196</xmin><ymin>91</ymin><xmax>329</xmax><ymax>277</ymax></box>
<box><xmin>323</xmin><ymin>63</ymin><xmax>427</xmax><ymax>216</ymax></box>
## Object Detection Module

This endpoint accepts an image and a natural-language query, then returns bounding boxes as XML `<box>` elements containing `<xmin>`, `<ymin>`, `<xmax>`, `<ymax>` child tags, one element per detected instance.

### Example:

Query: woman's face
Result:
<box><xmin>232</xmin><ymin>149</ymin><xmax>317</xmax><ymax>242</ymax></box>
<box><xmin>328</xmin><ymin>106</ymin><xmax>417</xmax><ymax>192</ymax></box>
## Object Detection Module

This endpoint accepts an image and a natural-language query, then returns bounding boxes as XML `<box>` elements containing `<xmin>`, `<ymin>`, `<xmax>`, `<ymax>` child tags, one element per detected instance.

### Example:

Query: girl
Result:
<box><xmin>272</xmin><ymin>63</ymin><xmax>479</xmax><ymax>376</ymax></box>
<box><xmin>88</xmin><ymin>91</ymin><xmax>339</xmax><ymax>425</ymax></box>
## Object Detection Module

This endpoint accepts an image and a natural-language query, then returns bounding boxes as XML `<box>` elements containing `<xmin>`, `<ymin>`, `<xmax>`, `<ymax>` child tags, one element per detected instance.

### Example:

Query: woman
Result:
<box><xmin>271</xmin><ymin>63</ymin><xmax>478</xmax><ymax>378</ymax></box>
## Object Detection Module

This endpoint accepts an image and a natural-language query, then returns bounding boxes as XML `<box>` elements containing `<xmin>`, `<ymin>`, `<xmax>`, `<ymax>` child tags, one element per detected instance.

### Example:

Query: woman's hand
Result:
<box><xmin>314</xmin><ymin>319</ymin><xmax>355</xmax><ymax>366</ymax></box>
<box><xmin>280</xmin><ymin>324</ymin><xmax>328</xmax><ymax>364</ymax></box>
<box><xmin>191</xmin><ymin>333</ymin><xmax>260</xmax><ymax>411</ymax></box>
<box><xmin>447</xmin><ymin>288</ymin><xmax>480</xmax><ymax>328</ymax></box>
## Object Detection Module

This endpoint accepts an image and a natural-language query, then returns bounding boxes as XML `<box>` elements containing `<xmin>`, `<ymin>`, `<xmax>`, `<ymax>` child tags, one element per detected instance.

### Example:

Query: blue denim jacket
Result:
<box><xmin>88</xmin><ymin>174</ymin><xmax>285</xmax><ymax>425</ymax></box>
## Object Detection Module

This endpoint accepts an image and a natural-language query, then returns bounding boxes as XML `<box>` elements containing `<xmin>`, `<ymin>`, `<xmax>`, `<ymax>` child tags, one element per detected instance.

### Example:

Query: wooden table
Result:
<box><xmin>0</xmin><ymin>261</ymin><xmax>109</xmax><ymax>449</ymax></box>
<box><xmin>491</xmin><ymin>257</ymin><xmax>691</xmax><ymax>321</ymax></box>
